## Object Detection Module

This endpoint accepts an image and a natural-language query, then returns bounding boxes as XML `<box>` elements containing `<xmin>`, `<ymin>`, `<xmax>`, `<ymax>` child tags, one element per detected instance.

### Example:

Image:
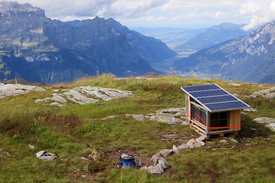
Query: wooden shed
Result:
<box><xmin>181</xmin><ymin>84</ymin><xmax>250</xmax><ymax>138</ymax></box>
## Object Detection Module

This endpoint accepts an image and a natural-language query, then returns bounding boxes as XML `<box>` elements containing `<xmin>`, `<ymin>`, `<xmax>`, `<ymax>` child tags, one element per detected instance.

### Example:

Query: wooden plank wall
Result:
<box><xmin>185</xmin><ymin>95</ymin><xmax>190</xmax><ymax>123</ymax></box>
<box><xmin>229</xmin><ymin>110</ymin><xmax>241</xmax><ymax>131</ymax></box>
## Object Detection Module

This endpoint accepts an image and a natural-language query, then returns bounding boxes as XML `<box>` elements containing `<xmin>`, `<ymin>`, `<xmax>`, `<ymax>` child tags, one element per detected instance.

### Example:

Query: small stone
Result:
<box><xmin>196</xmin><ymin>139</ymin><xmax>205</xmax><ymax>146</ymax></box>
<box><xmin>246</xmin><ymin>143</ymin><xmax>252</xmax><ymax>147</ymax></box>
<box><xmin>220</xmin><ymin>139</ymin><xmax>228</xmax><ymax>143</ymax></box>
<box><xmin>187</xmin><ymin>141</ymin><xmax>195</xmax><ymax>149</ymax></box>
<box><xmin>172</xmin><ymin>145</ymin><xmax>179</xmax><ymax>154</ymax></box>
<box><xmin>177</xmin><ymin>144</ymin><xmax>190</xmax><ymax>150</ymax></box>
<box><xmin>197</xmin><ymin>135</ymin><xmax>207</xmax><ymax>141</ymax></box>
<box><xmin>188</xmin><ymin>139</ymin><xmax>196</xmax><ymax>144</ymax></box>
<box><xmin>231</xmin><ymin>139</ymin><xmax>238</xmax><ymax>143</ymax></box>
<box><xmin>160</xmin><ymin>149</ymin><xmax>173</xmax><ymax>157</ymax></box>
<box><xmin>194</xmin><ymin>142</ymin><xmax>202</xmax><ymax>148</ymax></box>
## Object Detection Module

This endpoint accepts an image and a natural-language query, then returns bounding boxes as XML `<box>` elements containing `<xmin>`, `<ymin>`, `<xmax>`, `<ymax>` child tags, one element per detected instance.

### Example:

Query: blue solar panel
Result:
<box><xmin>181</xmin><ymin>84</ymin><xmax>250</xmax><ymax>112</ymax></box>
<box><xmin>183</xmin><ymin>84</ymin><xmax>219</xmax><ymax>92</ymax></box>
<box><xmin>197</xmin><ymin>95</ymin><xmax>238</xmax><ymax>104</ymax></box>
<box><xmin>205</xmin><ymin>101</ymin><xmax>249</xmax><ymax>111</ymax></box>
<box><xmin>191</xmin><ymin>89</ymin><xmax>227</xmax><ymax>98</ymax></box>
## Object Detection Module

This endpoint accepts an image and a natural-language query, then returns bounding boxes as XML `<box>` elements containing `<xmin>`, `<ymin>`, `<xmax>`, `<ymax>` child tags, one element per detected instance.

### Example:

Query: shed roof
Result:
<box><xmin>181</xmin><ymin>84</ymin><xmax>250</xmax><ymax>112</ymax></box>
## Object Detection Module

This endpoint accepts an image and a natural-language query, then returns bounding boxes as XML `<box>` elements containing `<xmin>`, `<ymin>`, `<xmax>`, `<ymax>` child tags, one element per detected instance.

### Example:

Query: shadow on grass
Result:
<box><xmin>239</xmin><ymin>114</ymin><xmax>273</xmax><ymax>139</ymax></box>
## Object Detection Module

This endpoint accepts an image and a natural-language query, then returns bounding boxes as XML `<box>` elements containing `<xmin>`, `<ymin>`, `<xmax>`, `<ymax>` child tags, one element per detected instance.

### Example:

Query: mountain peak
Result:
<box><xmin>0</xmin><ymin>1</ymin><xmax>45</xmax><ymax>17</ymax></box>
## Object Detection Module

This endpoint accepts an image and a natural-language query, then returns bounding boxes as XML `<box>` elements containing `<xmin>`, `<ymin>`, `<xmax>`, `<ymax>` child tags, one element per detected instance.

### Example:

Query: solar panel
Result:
<box><xmin>183</xmin><ymin>84</ymin><xmax>219</xmax><ymax>92</ymax></box>
<box><xmin>191</xmin><ymin>89</ymin><xmax>227</xmax><ymax>98</ymax></box>
<box><xmin>181</xmin><ymin>84</ymin><xmax>250</xmax><ymax>112</ymax></box>
<box><xmin>197</xmin><ymin>95</ymin><xmax>238</xmax><ymax>104</ymax></box>
<box><xmin>205</xmin><ymin>101</ymin><xmax>249</xmax><ymax>111</ymax></box>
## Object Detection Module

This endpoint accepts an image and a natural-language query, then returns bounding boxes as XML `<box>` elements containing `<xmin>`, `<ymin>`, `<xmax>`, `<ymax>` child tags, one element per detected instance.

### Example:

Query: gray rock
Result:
<box><xmin>49</xmin><ymin>102</ymin><xmax>67</xmax><ymax>107</ymax></box>
<box><xmin>36</xmin><ymin>86</ymin><xmax>135</xmax><ymax>107</ymax></box>
<box><xmin>194</xmin><ymin>142</ymin><xmax>202</xmax><ymax>148</ymax></box>
<box><xmin>151</xmin><ymin>153</ymin><xmax>162</xmax><ymax>166</ymax></box>
<box><xmin>0</xmin><ymin>84</ymin><xmax>45</xmax><ymax>98</ymax></box>
<box><xmin>187</xmin><ymin>141</ymin><xmax>195</xmax><ymax>149</ymax></box>
<box><xmin>197</xmin><ymin>135</ymin><xmax>207</xmax><ymax>141</ymax></box>
<box><xmin>101</xmin><ymin>115</ymin><xmax>116</xmax><ymax>120</ymax></box>
<box><xmin>266</xmin><ymin>123</ymin><xmax>275</xmax><ymax>131</ymax></box>
<box><xmin>249</xmin><ymin>87</ymin><xmax>275</xmax><ymax>99</ymax></box>
<box><xmin>132</xmin><ymin>114</ymin><xmax>145</xmax><ymax>121</ymax></box>
<box><xmin>220</xmin><ymin>139</ymin><xmax>228</xmax><ymax>143</ymax></box>
<box><xmin>51</xmin><ymin>95</ymin><xmax>67</xmax><ymax>103</ymax></box>
<box><xmin>243</xmin><ymin>108</ymin><xmax>258</xmax><ymax>112</ymax></box>
<box><xmin>177</xmin><ymin>144</ymin><xmax>190</xmax><ymax>150</ymax></box>
<box><xmin>160</xmin><ymin>149</ymin><xmax>173</xmax><ymax>157</ymax></box>
<box><xmin>148</xmin><ymin>164</ymin><xmax>164</xmax><ymax>174</ymax></box>
<box><xmin>253</xmin><ymin>117</ymin><xmax>275</xmax><ymax>124</ymax></box>
<box><xmin>231</xmin><ymin>139</ymin><xmax>239</xmax><ymax>143</ymax></box>
<box><xmin>196</xmin><ymin>139</ymin><xmax>205</xmax><ymax>146</ymax></box>
<box><xmin>172</xmin><ymin>145</ymin><xmax>179</xmax><ymax>154</ymax></box>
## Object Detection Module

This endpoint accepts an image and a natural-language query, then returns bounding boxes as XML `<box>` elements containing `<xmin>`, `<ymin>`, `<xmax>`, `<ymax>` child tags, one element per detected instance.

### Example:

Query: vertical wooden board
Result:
<box><xmin>229</xmin><ymin>110</ymin><xmax>241</xmax><ymax>131</ymax></box>
<box><xmin>185</xmin><ymin>95</ymin><xmax>191</xmax><ymax>123</ymax></box>
<box><xmin>185</xmin><ymin>95</ymin><xmax>190</xmax><ymax>123</ymax></box>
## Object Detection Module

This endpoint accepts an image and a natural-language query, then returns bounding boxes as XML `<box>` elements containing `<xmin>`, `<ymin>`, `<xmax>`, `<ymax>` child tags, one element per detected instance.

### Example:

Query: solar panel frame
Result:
<box><xmin>181</xmin><ymin>84</ymin><xmax>250</xmax><ymax>112</ymax></box>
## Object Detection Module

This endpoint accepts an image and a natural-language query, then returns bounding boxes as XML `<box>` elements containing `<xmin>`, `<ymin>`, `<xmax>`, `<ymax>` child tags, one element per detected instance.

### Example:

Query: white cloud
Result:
<box><xmin>239</xmin><ymin>0</ymin><xmax>275</xmax><ymax>30</ymax></box>
<box><xmin>215</xmin><ymin>11</ymin><xmax>224</xmax><ymax>18</ymax></box>
<box><xmin>3</xmin><ymin>0</ymin><xmax>275</xmax><ymax>28</ymax></box>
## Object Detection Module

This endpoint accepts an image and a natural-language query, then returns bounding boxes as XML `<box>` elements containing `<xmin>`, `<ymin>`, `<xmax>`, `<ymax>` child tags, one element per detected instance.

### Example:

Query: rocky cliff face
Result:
<box><xmin>174</xmin><ymin>21</ymin><xmax>275</xmax><ymax>84</ymax></box>
<box><xmin>0</xmin><ymin>2</ymin><xmax>157</xmax><ymax>84</ymax></box>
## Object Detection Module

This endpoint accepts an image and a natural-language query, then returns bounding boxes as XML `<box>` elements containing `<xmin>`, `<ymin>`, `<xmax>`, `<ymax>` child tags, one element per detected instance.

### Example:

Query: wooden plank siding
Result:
<box><xmin>229</xmin><ymin>110</ymin><xmax>241</xmax><ymax>131</ymax></box>
<box><xmin>185</xmin><ymin>95</ymin><xmax>190</xmax><ymax>123</ymax></box>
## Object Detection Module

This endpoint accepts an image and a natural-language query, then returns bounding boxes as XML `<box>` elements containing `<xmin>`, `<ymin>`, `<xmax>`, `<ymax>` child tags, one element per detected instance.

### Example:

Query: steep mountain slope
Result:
<box><xmin>107</xmin><ymin>18</ymin><xmax>177</xmax><ymax>63</ymax></box>
<box><xmin>132</xmin><ymin>27</ymin><xmax>205</xmax><ymax>49</ymax></box>
<box><xmin>0</xmin><ymin>2</ymin><xmax>157</xmax><ymax>84</ymax></box>
<box><xmin>174</xmin><ymin>21</ymin><xmax>275</xmax><ymax>84</ymax></box>
<box><xmin>175</xmin><ymin>23</ymin><xmax>249</xmax><ymax>51</ymax></box>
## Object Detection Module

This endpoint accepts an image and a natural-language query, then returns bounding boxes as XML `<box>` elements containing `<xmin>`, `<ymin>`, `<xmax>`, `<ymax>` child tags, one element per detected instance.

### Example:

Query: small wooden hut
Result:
<box><xmin>181</xmin><ymin>84</ymin><xmax>250</xmax><ymax>138</ymax></box>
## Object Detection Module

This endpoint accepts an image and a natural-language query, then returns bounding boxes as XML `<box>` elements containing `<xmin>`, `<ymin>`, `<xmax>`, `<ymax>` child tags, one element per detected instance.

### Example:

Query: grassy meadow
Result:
<box><xmin>0</xmin><ymin>74</ymin><xmax>275</xmax><ymax>182</ymax></box>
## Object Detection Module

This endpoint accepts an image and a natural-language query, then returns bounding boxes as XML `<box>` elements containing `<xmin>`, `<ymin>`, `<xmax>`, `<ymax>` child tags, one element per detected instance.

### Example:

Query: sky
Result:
<box><xmin>6</xmin><ymin>0</ymin><xmax>275</xmax><ymax>30</ymax></box>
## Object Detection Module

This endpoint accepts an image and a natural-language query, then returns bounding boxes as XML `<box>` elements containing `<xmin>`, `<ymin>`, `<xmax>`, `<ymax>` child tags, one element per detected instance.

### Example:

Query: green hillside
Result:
<box><xmin>0</xmin><ymin>74</ymin><xmax>275</xmax><ymax>182</ymax></box>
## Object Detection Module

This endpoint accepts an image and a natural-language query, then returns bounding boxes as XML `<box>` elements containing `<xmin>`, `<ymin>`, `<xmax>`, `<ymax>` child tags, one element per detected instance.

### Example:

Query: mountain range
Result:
<box><xmin>0</xmin><ymin>2</ymin><xmax>176</xmax><ymax>84</ymax></box>
<box><xmin>174</xmin><ymin>21</ymin><xmax>275</xmax><ymax>84</ymax></box>
<box><xmin>175</xmin><ymin>23</ymin><xmax>249</xmax><ymax>52</ymax></box>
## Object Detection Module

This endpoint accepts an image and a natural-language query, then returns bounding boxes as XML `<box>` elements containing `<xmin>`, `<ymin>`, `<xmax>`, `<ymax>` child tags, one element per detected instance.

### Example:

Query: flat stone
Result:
<box><xmin>132</xmin><ymin>114</ymin><xmax>145</xmax><ymax>121</ymax></box>
<box><xmin>51</xmin><ymin>95</ymin><xmax>67</xmax><ymax>103</ymax></box>
<box><xmin>196</xmin><ymin>139</ymin><xmax>205</xmax><ymax>146</ymax></box>
<box><xmin>197</xmin><ymin>135</ymin><xmax>207</xmax><ymax>141</ymax></box>
<box><xmin>266</xmin><ymin>123</ymin><xmax>275</xmax><ymax>131</ymax></box>
<box><xmin>243</xmin><ymin>108</ymin><xmax>258</xmax><ymax>112</ymax></box>
<box><xmin>177</xmin><ymin>144</ymin><xmax>190</xmax><ymax>150</ymax></box>
<box><xmin>160</xmin><ymin>149</ymin><xmax>173</xmax><ymax>157</ymax></box>
<box><xmin>188</xmin><ymin>139</ymin><xmax>196</xmax><ymax>144</ymax></box>
<box><xmin>253</xmin><ymin>117</ymin><xmax>275</xmax><ymax>124</ymax></box>
<box><xmin>187</xmin><ymin>141</ymin><xmax>195</xmax><ymax>149</ymax></box>
<box><xmin>220</xmin><ymin>139</ymin><xmax>228</xmax><ymax>143</ymax></box>
<box><xmin>49</xmin><ymin>102</ymin><xmax>67</xmax><ymax>107</ymax></box>
<box><xmin>194</xmin><ymin>142</ymin><xmax>202</xmax><ymax>148</ymax></box>
<box><xmin>231</xmin><ymin>139</ymin><xmax>239</xmax><ymax>143</ymax></box>
<box><xmin>101</xmin><ymin>115</ymin><xmax>116</xmax><ymax>120</ymax></box>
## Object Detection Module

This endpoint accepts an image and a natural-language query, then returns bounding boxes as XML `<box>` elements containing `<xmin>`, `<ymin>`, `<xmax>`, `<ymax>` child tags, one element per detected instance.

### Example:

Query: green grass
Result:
<box><xmin>0</xmin><ymin>74</ymin><xmax>275</xmax><ymax>182</ymax></box>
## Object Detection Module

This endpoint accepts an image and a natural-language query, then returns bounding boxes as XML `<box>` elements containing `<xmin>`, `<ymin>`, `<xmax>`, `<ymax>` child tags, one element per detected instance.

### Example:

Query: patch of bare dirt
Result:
<box><xmin>101</xmin><ymin>147</ymin><xmax>153</xmax><ymax>168</ymax></box>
